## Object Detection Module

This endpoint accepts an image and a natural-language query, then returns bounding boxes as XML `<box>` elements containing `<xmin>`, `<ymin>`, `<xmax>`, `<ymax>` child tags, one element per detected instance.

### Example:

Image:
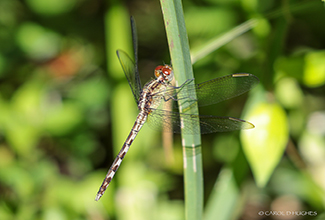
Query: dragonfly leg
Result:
<box><xmin>163</xmin><ymin>78</ymin><xmax>197</xmax><ymax>102</ymax></box>
<box><xmin>176</xmin><ymin>78</ymin><xmax>195</xmax><ymax>90</ymax></box>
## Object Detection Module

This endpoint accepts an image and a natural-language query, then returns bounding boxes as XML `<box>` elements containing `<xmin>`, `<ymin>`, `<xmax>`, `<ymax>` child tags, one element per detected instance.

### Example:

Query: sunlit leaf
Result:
<box><xmin>252</xmin><ymin>16</ymin><xmax>271</xmax><ymax>37</ymax></box>
<box><xmin>274</xmin><ymin>77</ymin><xmax>303</xmax><ymax>109</ymax></box>
<box><xmin>241</xmin><ymin>101</ymin><xmax>289</xmax><ymax>187</ymax></box>
<box><xmin>303</xmin><ymin>50</ymin><xmax>325</xmax><ymax>88</ymax></box>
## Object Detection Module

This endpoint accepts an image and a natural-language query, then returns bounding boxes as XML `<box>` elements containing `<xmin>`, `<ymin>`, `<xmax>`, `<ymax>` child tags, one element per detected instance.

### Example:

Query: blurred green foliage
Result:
<box><xmin>0</xmin><ymin>0</ymin><xmax>325</xmax><ymax>220</ymax></box>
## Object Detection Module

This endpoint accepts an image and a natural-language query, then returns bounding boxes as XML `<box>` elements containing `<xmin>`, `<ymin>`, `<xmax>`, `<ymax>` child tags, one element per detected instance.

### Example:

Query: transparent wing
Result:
<box><xmin>154</xmin><ymin>73</ymin><xmax>259</xmax><ymax>107</ymax></box>
<box><xmin>130</xmin><ymin>16</ymin><xmax>139</xmax><ymax>86</ymax></box>
<box><xmin>147</xmin><ymin>109</ymin><xmax>254</xmax><ymax>134</ymax></box>
<box><xmin>116</xmin><ymin>16</ymin><xmax>142</xmax><ymax>103</ymax></box>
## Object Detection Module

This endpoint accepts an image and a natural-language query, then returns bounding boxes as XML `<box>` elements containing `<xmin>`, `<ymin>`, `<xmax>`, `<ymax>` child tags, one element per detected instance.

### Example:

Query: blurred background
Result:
<box><xmin>0</xmin><ymin>0</ymin><xmax>325</xmax><ymax>219</ymax></box>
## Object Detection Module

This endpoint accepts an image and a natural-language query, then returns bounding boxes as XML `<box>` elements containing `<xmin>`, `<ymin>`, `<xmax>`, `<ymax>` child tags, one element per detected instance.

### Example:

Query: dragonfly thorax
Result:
<box><xmin>154</xmin><ymin>65</ymin><xmax>174</xmax><ymax>82</ymax></box>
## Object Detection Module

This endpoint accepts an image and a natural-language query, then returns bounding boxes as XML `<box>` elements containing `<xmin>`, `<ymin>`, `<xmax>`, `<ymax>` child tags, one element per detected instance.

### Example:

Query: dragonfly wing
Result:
<box><xmin>147</xmin><ymin>109</ymin><xmax>254</xmax><ymax>134</ymax></box>
<box><xmin>130</xmin><ymin>16</ymin><xmax>140</xmax><ymax>89</ymax></box>
<box><xmin>116</xmin><ymin>17</ymin><xmax>142</xmax><ymax>103</ymax></box>
<box><xmin>194</xmin><ymin>73</ymin><xmax>259</xmax><ymax>106</ymax></box>
<box><xmin>193</xmin><ymin>114</ymin><xmax>254</xmax><ymax>133</ymax></box>
<box><xmin>159</xmin><ymin>73</ymin><xmax>259</xmax><ymax>107</ymax></box>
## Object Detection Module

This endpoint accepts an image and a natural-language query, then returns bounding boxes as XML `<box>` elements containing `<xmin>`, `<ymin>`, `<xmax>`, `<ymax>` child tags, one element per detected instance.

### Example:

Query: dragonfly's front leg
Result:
<box><xmin>163</xmin><ymin>78</ymin><xmax>197</xmax><ymax>102</ymax></box>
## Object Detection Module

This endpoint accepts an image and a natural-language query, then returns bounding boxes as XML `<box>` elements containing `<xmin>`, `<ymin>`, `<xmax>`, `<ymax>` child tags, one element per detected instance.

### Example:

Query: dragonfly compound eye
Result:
<box><xmin>162</xmin><ymin>65</ymin><xmax>174</xmax><ymax>81</ymax></box>
<box><xmin>154</xmin><ymin>65</ymin><xmax>164</xmax><ymax>78</ymax></box>
<box><xmin>162</xmin><ymin>67</ymin><xmax>171</xmax><ymax>75</ymax></box>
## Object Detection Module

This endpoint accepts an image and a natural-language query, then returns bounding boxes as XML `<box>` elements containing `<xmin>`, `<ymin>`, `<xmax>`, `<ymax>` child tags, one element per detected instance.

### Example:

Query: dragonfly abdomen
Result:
<box><xmin>95</xmin><ymin>112</ymin><xmax>147</xmax><ymax>201</ymax></box>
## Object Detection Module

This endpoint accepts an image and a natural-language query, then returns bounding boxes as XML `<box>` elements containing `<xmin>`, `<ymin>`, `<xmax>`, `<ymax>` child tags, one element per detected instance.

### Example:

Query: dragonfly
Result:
<box><xmin>95</xmin><ymin>17</ymin><xmax>259</xmax><ymax>201</ymax></box>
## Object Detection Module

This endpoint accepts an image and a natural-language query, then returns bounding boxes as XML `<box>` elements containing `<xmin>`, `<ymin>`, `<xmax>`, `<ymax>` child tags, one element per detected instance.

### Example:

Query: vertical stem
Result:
<box><xmin>160</xmin><ymin>1</ymin><xmax>203</xmax><ymax>219</ymax></box>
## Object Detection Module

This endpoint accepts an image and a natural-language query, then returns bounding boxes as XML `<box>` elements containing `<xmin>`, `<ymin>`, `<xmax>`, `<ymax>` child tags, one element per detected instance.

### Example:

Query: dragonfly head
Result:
<box><xmin>154</xmin><ymin>65</ymin><xmax>174</xmax><ymax>82</ymax></box>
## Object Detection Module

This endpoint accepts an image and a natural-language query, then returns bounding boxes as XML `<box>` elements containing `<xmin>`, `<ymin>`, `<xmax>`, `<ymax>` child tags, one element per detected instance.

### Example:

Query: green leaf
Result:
<box><xmin>241</xmin><ymin>101</ymin><xmax>289</xmax><ymax>187</ymax></box>
<box><xmin>303</xmin><ymin>50</ymin><xmax>325</xmax><ymax>88</ymax></box>
<box><xmin>274</xmin><ymin>77</ymin><xmax>303</xmax><ymax>109</ymax></box>
<box><xmin>204</xmin><ymin>168</ymin><xmax>240</xmax><ymax>220</ymax></box>
<box><xmin>204</xmin><ymin>149</ymin><xmax>249</xmax><ymax>220</ymax></box>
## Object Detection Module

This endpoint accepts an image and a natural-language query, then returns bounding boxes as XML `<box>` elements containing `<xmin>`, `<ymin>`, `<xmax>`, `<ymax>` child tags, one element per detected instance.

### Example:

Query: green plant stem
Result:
<box><xmin>160</xmin><ymin>1</ymin><xmax>203</xmax><ymax>220</ymax></box>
